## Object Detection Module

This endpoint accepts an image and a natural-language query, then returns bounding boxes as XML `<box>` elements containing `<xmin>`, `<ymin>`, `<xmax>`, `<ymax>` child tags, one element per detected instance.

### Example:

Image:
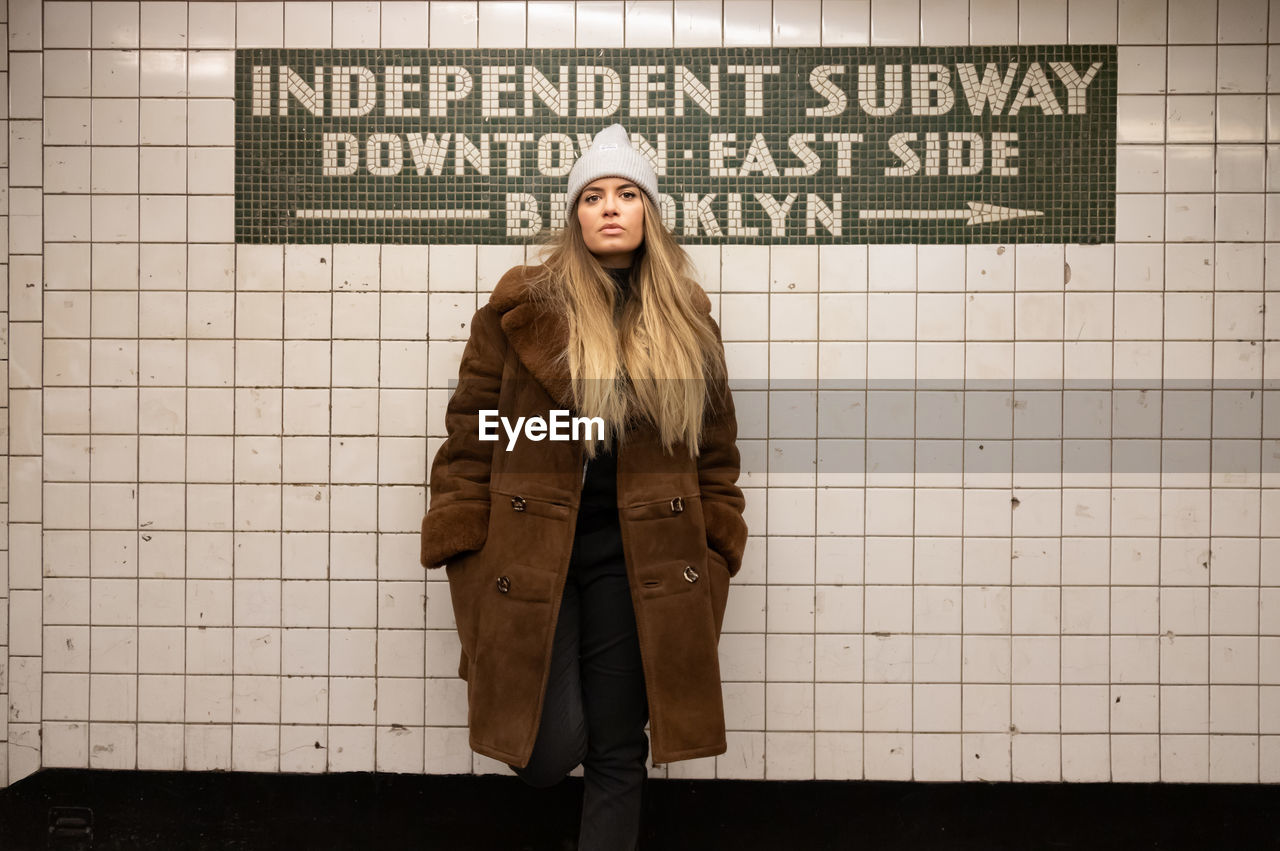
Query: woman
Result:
<box><xmin>420</xmin><ymin>124</ymin><xmax>748</xmax><ymax>851</ymax></box>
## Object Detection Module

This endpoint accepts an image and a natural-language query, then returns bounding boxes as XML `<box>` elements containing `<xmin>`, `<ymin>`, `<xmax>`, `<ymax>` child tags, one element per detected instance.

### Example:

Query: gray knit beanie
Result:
<box><xmin>565</xmin><ymin>124</ymin><xmax>660</xmax><ymax>209</ymax></box>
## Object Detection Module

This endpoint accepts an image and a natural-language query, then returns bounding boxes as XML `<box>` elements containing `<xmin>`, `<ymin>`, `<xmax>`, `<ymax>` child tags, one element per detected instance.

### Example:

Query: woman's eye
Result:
<box><xmin>622</xmin><ymin>191</ymin><xmax>636</xmax><ymax>198</ymax></box>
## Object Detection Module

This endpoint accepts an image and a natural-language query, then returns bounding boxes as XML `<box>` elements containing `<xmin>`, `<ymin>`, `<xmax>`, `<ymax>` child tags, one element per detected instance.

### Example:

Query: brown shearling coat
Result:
<box><xmin>420</xmin><ymin>263</ymin><xmax>748</xmax><ymax>768</ymax></box>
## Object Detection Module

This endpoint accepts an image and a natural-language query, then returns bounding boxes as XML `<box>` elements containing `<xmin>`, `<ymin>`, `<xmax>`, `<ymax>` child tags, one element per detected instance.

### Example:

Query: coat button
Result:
<box><xmin>511</xmin><ymin>496</ymin><xmax>526</xmax><ymax>511</ymax></box>
<box><xmin>497</xmin><ymin>576</ymin><xmax>511</xmax><ymax>593</ymax></box>
<box><xmin>683</xmin><ymin>565</ymin><xmax>699</xmax><ymax>582</ymax></box>
<box><xmin>670</xmin><ymin>496</ymin><xmax>683</xmax><ymax>513</ymax></box>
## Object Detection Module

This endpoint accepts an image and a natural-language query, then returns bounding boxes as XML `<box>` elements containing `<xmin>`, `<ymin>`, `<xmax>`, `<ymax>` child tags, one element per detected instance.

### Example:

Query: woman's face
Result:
<box><xmin>576</xmin><ymin>177</ymin><xmax>645</xmax><ymax>268</ymax></box>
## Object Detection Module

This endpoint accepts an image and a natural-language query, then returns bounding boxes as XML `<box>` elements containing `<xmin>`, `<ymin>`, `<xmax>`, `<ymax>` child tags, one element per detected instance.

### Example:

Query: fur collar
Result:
<box><xmin>488</xmin><ymin>264</ymin><xmax>712</xmax><ymax>409</ymax></box>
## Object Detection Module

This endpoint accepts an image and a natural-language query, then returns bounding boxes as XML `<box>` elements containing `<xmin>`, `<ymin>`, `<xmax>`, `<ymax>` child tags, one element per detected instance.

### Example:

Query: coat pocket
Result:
<box><xmin>465</xmin><ymin>561</ymin><xmax>562</xmax><ymax>757</ymax></box>
<box><xmin>633</xmin><ymin>558</ymin><xmax>705</xmax><ymax>600</ymax></box>
<box><xmin>489</xmin><ymin>561</ymin><xmax>558</xmax><ymax>603</ymax></box>
<box><xmin>630</xmin><ymin>558</ymin><xmax>724</xmax><ymax>748</ymax></box>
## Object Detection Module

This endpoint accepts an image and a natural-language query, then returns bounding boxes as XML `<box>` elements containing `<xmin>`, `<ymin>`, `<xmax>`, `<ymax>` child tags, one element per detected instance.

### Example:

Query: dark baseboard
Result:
<box><xmin>1</xmin><ymin>767</ymin><xmax>1276</xmax><ymax>850</ymax></box>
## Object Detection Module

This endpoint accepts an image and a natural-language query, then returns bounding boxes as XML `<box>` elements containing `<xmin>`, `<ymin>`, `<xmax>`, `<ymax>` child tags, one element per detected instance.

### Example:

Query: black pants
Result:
<box><xmin>508</xmin><ymin>521</ymin><xmax>650</xmax><ymax>851</ymax></box>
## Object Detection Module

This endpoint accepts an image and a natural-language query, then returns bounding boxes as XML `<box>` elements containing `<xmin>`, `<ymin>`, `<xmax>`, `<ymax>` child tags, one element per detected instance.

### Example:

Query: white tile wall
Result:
<box><xmin>625</xmin><ymin>0</ymin><xmax>673</xmax><ymax>47</ymax></box>
<box><xmin>477</xmin><ymin>0</ymin><xmax>523</xmax><ymax>48</ymax></box>
<box><xmin>575</xmin><ymin>0</ymin><xmax>622</xmax><ymax>46</ymax></box>
<box><xmin>528</xmin><ymin>0</ymin><xmax>572</xmax><ymax>47</ymax></box>
<box><xmin>674</xmin><ymin>0</ymin><xmax>719</xmax><ymax>47</ymax></box>
<box><xmin>332</xmin><ymin>2</ymin><xmax>380</xmax><ymax>47</ymax></box>
<box><xmin>429</xmin><ymin>0</ymin><xmax>476</xmax><ymax>47</ymax></box>
<box><xmin>5</xmin><ymin>0</ymin><xmax>1280</xmax><ymax>788</ymax></box>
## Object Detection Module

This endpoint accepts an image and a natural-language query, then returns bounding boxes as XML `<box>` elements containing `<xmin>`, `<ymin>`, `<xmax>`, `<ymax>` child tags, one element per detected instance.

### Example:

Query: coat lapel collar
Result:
<box><xmin>488</xmin><ymin>264</ymin><xmax>713</xmax><ymax>410</ymax></box>
<box><xmin>501</xmin><ymin>300</ymin><xmax>575</xmax><ymax>408</ymax></box>
<box><xmin>490</xmin><ymin>265</ymin><xmax>575</xmax><ymax>407</ymax></box>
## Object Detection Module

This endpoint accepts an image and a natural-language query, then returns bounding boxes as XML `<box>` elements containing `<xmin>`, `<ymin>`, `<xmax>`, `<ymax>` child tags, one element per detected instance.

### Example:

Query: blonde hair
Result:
<box><xmin>528</xmin><ymin>192</ymin><xmax>728</xmax><ymax>460</ymax></box>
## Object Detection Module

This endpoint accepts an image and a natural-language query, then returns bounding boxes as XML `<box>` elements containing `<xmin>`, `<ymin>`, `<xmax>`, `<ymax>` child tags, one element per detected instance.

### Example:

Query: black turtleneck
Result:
<box><xmin>573</xmin><ymin>263</ymin><xmax>633</xmax><ymax>545</ymax></box>
<box><xmin>576</xmin><ymin>438</ymin><xmax>620</xmax><ymax>540</ymax></box>
<box><xmin>605</xmin><ymin>263</ymin><xmax>632</xmax><ymax>298</ymax></box>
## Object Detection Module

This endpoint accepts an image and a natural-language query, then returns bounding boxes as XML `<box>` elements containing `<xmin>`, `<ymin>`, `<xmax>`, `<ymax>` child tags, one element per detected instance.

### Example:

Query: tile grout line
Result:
<box><xmin>0</xmin><ymin>0</ymin><xmax>10</xmax><ymax>789</ymax></box>
<box><xmin>277</xmin><ymin>0</ymin><xmax>287</xmax><ymax>771</ymax></box>
<box><xmin>1206</xmin><ymin>0</ymin><xmax>1217</xmax><ymax>783</ymax></box>
<box><xmin>132</xmin><ymin>0</ymin><xmax>142</xmax><ymax>771</ymax></box>
<box><xmin>1258</xmin><ymin>0</ymin><xmax>1269</xmax><ymax>786</ymax></box>
<box><xmin>85</xmin><ymin>0</ymin><xmax>94</xmax><ymax>770</ymax></box>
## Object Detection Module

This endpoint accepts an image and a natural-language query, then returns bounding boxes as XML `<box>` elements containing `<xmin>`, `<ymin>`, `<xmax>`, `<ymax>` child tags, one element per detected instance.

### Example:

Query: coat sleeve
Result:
<box><xmin>698</xmin><ymin>318</ymin><xmax>749</xmax><ymax>578</ymax></box>
<box><xmin>420</xmin><ymin>305</ymin><xmax>505</xmax><ymax>569</ymax></box>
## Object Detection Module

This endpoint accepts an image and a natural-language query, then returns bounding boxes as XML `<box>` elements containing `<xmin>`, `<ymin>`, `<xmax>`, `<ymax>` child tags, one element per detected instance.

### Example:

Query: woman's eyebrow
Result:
<box><xmin>583</xmin><ymin>183</ymin><xmax>639</xmax><ymax>193</ymax></box>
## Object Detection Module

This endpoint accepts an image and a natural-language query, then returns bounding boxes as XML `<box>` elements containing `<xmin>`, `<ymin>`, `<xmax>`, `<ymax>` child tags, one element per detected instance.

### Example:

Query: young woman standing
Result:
<box><xmin>421</xmin><ymin>124</ymin><xmax>748</xmax><ymax>851</ymax></box>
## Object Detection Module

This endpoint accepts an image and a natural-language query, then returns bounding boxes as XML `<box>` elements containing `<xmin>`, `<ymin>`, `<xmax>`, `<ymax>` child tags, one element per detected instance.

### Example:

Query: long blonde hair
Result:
<box><xmin>529</xmin><ymin>192</ymin><xmax>728</xmax><ymax>460</ymax></box>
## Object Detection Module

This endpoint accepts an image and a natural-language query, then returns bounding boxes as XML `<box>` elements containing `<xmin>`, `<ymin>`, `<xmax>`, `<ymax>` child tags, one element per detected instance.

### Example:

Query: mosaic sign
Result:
<box><xmin>235</xmin><ymin>47</ymin><xmax>1115</xmax><ymax>244</ymax></box>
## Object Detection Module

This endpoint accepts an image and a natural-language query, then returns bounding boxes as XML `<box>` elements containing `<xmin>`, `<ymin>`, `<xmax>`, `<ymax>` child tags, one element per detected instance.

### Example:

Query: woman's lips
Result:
<box><xmin>600</xmin><ymin>226</ymin><xmax>623</xmax><ymax>234</ymax></box>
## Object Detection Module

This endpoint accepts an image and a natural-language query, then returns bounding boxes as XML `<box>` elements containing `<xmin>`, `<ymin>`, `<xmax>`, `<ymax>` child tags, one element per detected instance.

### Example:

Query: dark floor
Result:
<box><xmin>0</xmin><ymin>768</ymin><xmax>1276</xmax><ymax>850</ymax></box>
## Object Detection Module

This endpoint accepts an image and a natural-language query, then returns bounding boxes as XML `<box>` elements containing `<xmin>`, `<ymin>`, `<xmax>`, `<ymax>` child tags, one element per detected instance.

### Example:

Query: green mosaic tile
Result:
<box><xmin>235</xmin><ymin>46</ymin><xmax>1116</xmax><ymax>245</ymax></box>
